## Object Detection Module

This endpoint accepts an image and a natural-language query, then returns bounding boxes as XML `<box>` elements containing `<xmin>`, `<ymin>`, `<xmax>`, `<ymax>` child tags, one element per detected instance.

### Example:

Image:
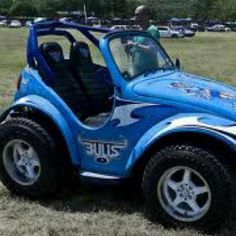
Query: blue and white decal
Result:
<box><xmin>160</xmin><ymin>116</ymin><xmax>236</xmax><ymax>136</ymax></box>
<box><xmin>111</xmin><ymin>98</ymin><xmax>159</xmax><ymax>127</ymax></box>
<box><xmin>79</xmin><ymin>137</ymin><xmax>127</xmax><ymax>164</ymax></box>
<box><xmin>154</xmin><ymin>115</ymin><xmax>236</xmax><ymax>147</ymax></box>
<box><xmin>169</xmin><ymin>82</ymin><xmax>212</xmax><ymax>100</ymax></box>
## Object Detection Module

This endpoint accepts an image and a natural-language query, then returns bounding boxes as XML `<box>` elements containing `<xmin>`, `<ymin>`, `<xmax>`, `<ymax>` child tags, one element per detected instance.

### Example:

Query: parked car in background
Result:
<box><xmin>225</xmin><ymin>26</ymin><xmax>232</xmax><ymax>32</ymax></box>
<box><xmin>207</xmin><ymin>24</ymin><xmax>231</xmax><ymax>32</ymax></box>
<box><xmin>34</xmin><ymin>17</ymin><xmax>47</xmax><ymax>24</ymax></box>
<box><xmin>130</xmin><ymin>25</ymin><xmax>140</xmax><ymax>30</ymax></box>
<box><xmin>173</xmin><ymin>26</ymin><xmax>195</xmax><ymax>37</ymax></box>
<box><xmin>190</xmin><ymin>23</ymin><xmax>199</xmax><ymax>31</ymax></box>
<box><xmin>0</xmin><ymin>20</ymin><xmax>7</xmax><ymax>27</ymax></box>
<box><xmin>197</xmin><ymin>24</ymin><xmax>206</xmax><ymax>32</ymax></box>
<box><xmin>110</xmin><ymin>25</ymin><xmax>129</xmax><ymax>31</ymax></box>
<box><xmin>158</xmin><ymin>26</ymin><xmax>183</xmax><ymax>38</ymax></box>
<box><xmin>9</xmin><ymin>20</ymin><xmax>22</xmax><ymax>28</ymax></box>
<box><xmin>25</xmin><ymin>21</ymin><xmax>33</xmax><ymax>28</ymax></box>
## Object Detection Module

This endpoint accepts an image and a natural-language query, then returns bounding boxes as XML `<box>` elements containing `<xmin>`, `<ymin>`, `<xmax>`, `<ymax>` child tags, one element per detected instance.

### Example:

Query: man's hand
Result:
<box><xmin>124</xmin><ymin>41</ymin><xmax>137</xmax><ymax>57</ymax></box>
<box><xmin>126</xmin><ymin>40</ymin><xmax>138</xmax><ymax>47</ymax></box>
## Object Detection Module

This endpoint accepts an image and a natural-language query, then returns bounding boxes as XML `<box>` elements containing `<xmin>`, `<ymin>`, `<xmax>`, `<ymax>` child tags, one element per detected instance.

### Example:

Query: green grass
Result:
<box><xmin>162</xmin><ymin>32</ymin><xmax>236</xmax><ymax>85</ymax></box>
<box><xmin>1</xmin><ymin>29</ymin><xmax>236</xmax><ymax>110</ymax></box>
<box><xmin>0</xmin><ymin>28</ymin><xmax>27</xmax><ymax>109</ymax></box>
<box><xmin>0</xmin><ymin>29</ymin><xmax>236</xmax><ymax>235</ymax></box>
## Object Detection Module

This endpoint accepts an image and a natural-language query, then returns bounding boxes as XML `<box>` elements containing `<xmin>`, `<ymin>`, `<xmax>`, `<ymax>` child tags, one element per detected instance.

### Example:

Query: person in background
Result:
<box><xmin>124</xmin><ymin>5</ymin><xmax>160</xmax><ymax>75</ymax></box>
<box><xmin>134</xmin><ymin>5</ymin><xmax>160</xmax><ymax>41</ymax></box>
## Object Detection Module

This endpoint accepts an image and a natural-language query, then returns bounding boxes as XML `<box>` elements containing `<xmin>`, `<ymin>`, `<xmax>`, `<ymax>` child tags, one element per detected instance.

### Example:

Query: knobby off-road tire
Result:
<box><xmin>0</xmin><ymin>117</ymin><xmax>67</xmax><ymax>198</ymax></box>
<box><xmin>142</xmin><ymin>145</ymin><xmax>232</xmax><ymax>232</ymax></box>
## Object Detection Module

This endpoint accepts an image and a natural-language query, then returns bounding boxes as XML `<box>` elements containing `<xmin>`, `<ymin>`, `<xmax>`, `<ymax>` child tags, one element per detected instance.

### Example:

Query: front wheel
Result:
<box><xmin>142</xmin><ymin>145</ymin><xmax>232</xmax><ymax>232</ymax></box>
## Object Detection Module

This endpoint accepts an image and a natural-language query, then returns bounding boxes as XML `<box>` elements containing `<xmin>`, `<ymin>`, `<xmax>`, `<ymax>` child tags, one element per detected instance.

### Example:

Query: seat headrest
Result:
<box><xmin>70</xmin><ymin>41</ymin><xmax>93</xmax><ymax>67</ymax></box>
<box><xmin>39</xmin><ymin>42</ymin><xmax>64</xmax><ymax>68</ymax></box>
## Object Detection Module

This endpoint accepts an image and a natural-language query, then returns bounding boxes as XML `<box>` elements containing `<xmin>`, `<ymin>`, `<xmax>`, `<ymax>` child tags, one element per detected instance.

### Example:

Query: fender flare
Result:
<box><xmin>0</xmin><ymin>95</ymin><xmax>80</xmax><ymax>165</ymax></box>
<box><xmin>125</xmin><ymin>113</ymin><xmax>236</xmax><ymax>174</ymax></box>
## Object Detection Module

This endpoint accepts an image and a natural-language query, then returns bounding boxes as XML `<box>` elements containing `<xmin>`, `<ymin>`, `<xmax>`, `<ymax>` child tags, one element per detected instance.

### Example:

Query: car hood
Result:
<box><xmin>132</xmin><ymin>71</ymin><xmax>236</xmax><ymax>119</ymax></box>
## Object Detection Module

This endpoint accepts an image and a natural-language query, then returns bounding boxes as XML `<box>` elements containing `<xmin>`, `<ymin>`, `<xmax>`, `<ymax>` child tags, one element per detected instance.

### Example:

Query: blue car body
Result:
<box><xmin>3</xmin><ymin>21</ymin><xmax>236</xmax><ymax>180</ymax></box>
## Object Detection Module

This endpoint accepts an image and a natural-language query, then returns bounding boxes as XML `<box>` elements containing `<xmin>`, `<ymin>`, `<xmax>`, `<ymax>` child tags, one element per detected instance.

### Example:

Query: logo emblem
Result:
<box><xmin>79</xmin><ymin>138</ymin><xmax>127</xmax><ymax>164</ymax></box>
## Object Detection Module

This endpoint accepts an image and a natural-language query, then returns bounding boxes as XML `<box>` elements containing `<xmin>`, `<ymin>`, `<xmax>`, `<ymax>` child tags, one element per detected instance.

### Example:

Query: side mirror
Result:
<box><xmin>175</xmin><ymin>58</ymin><xmax>181</xmax><ymax>71</ymax></box>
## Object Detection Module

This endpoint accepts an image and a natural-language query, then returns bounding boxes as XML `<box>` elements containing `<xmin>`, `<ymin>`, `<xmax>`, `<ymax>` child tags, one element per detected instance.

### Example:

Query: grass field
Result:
<box><xmin>0</xmin><ymin>28</ymin><xmax>236</xmax><ymax>236</ymax></box>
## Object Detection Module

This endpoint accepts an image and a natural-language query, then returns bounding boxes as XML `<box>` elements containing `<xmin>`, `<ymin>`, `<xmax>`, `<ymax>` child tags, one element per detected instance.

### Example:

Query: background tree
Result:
<box><xmin>0</xmin><ymin>0</ymin><xmax>13</xmax><ymax>15</ymax></box>
<box><xmin>9</xmin><ymin>0</ymin><xmax>38</xmax><ymax>17</ymax></box>
<box><xmin>0</xmin><ymin>0</ymin><xmax>236</xmax><ymax>21</ymax></box>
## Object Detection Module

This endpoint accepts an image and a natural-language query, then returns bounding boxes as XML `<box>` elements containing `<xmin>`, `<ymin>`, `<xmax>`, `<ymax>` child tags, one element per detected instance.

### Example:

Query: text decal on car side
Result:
<box><xmin>79</xmin><ymin>138</ymin><xmax>127</xmax><ymax>164</ymax></box>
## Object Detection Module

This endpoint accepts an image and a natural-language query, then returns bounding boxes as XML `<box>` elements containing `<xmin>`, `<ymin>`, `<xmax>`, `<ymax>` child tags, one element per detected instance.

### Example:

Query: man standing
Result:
<box><xmin>134</xmin><ymin>5</ymin><xmax>160</xmax><ymax>41</ymax></box>
<box><xmin>125</xmin><ymin>5</ymin><xmax>160</xmax><ymax>75</ymax></box>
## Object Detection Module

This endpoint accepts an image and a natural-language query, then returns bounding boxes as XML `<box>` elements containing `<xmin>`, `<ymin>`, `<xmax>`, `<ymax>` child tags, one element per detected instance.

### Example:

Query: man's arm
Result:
<box><xmin>126</xmin><ymin>41</ymin><xmax>155</xmax><ymax>54</ymax></box>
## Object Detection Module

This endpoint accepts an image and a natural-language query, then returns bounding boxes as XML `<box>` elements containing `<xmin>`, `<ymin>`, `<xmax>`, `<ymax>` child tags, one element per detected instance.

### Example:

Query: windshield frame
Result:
<box><xmin>106</xmin><ymin>30</ymin><xmax>175</xmax><ymax>81</ymax></box>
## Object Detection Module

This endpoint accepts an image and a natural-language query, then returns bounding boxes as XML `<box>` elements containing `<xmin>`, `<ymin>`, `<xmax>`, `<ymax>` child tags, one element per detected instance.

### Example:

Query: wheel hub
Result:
<box><xmin>3</xmin><ymin>139</ymin><xmax>41</xmax><ymax>186</ymax></box>
<box><xmin>177</xmin><ymin>184</ymin><xmax>195</xmax><ymax>200</ymax></box>
<box><xmin>157</xmin><ymin>166</ymin><xmax>211</xmax><ymax>222</ymax></box>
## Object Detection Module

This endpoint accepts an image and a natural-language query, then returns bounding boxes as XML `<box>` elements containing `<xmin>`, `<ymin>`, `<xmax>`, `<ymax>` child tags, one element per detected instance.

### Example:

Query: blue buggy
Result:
<box><xmin>0</xmin><ymin>21</ymin><xmax>235</xmax><ymax>231</ymax></box>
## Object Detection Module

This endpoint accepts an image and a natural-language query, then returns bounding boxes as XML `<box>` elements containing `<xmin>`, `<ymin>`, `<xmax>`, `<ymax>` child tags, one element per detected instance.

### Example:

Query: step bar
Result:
<box><xmin>80</xmin><ymin>171</ymin><xmax>122</xmax><ymax>180</ymax></box>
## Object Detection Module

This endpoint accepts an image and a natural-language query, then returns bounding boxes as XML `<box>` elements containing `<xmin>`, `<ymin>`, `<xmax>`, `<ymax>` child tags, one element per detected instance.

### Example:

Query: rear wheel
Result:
<box><xmin>2</xmin><ymin>139</ymin><xmax>41</xmax><ymax>186</ymax></box>
<box><xmin>142</xmin><ymin>145</ymin><xmax>232</xmax><ymax>232</ymax></box>
<box><xmin>0</xmin><ymin>117</ymin><xmax>67</xmax><ymax>198</ymax></box>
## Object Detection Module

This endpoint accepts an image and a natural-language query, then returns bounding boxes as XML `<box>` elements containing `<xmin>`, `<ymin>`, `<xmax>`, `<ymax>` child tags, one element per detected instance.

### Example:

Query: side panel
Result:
<box><xmin>125</xmin><ymin>113</ymin><xmax>236</xmax><ymax>174</ymax></box>
<box><xmin>77</xmin><ymin>97</ymin><xmax>181</xmax><ymax>176</ymax></box>
<box><xmin>1</xmin><ymin>95</ymin><xmax>80</xmax><ymax>166</ymax></box>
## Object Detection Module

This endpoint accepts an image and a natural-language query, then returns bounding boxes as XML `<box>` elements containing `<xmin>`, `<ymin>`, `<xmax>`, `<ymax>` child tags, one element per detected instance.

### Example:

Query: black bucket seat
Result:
<box><xmin>69</xmin><ymin>41</ymin><xmax>113</xmax><ymax>116</ymax></box>
<box><xmin>39</xmin><ymin>42</ymin><xmax>89</xmax><ymax>119</ymax></box>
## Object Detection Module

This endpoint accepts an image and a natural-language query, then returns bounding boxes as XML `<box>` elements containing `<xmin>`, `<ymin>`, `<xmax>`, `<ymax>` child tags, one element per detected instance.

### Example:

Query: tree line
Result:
<box><xmin>0</xmin><ymin>0</ymin><xmax>236</xmax><ymax>21</ymax></box>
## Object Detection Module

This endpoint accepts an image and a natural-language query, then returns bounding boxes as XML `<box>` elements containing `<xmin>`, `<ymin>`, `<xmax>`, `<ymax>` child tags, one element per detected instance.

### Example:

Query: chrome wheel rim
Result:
<box><xmin>3</xmin><ymin>139</ymin><xmax>41</xmax><ymax>186</ymax></box>
<box><xmin>157</xmin><ymin>166</ymin><xmax>211</xmax><ymax>222</ymax></box>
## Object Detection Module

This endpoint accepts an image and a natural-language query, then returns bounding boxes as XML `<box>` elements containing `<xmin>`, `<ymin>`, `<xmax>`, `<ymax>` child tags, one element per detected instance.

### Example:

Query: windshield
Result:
<box><xmin>109</xmin><ymin>32</ymin><xmax>174</xmax><ymax>81</ymax></box>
